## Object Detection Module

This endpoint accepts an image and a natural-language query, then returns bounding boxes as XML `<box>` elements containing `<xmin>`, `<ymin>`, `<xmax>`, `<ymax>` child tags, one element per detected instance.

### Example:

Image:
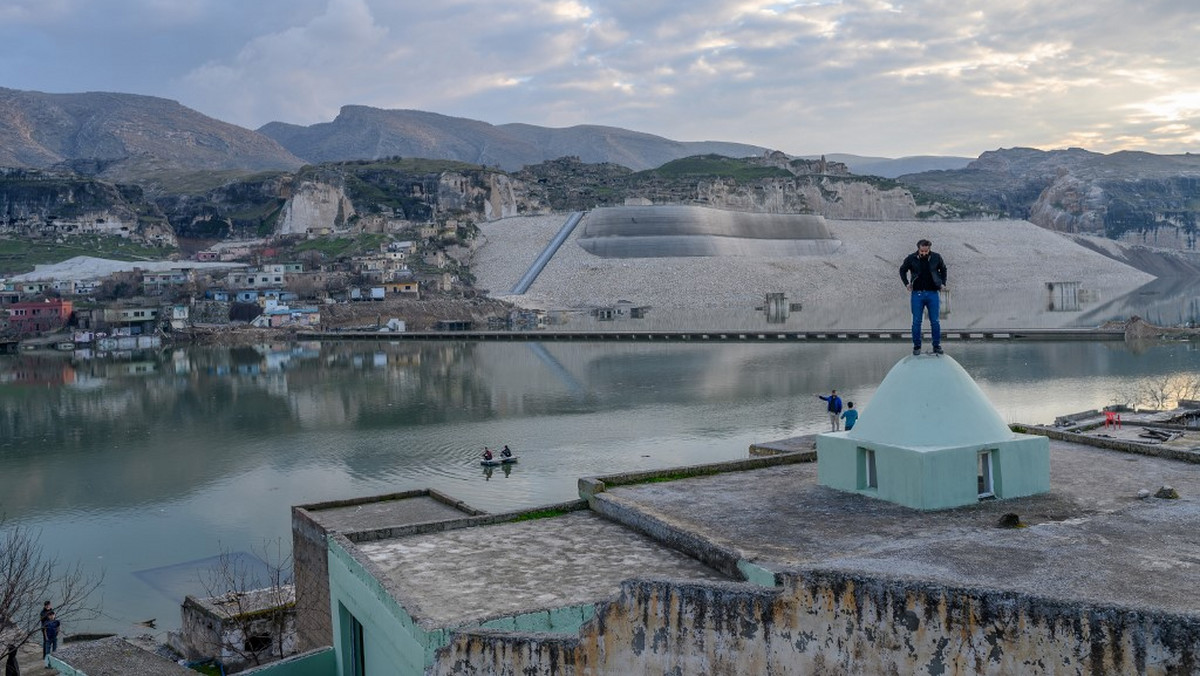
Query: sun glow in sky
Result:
<box><xmin>0</xmin><ymin>0</ymin><xmax>1196</xmax><ymax>158</ymax></box>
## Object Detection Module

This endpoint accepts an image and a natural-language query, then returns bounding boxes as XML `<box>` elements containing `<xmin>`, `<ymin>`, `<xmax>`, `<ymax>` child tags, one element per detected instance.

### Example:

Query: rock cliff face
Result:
<box><xmin>1032</xmin><ymin>173</ymin><xmax>1200</xmax><ymax>249</ymax></box>
<box><xmin>436</xmin><ymin>172</ymin><xmax>529</xmax><ymax>220</ymax></box>
<box><xmin>278</xmin><ymin>181</ymin><xmax>357</xmax><ymax>235</ymax></box>
<box><xmin>900</xmin><ymin>148</ymin><xmax>1200</xmax><ymax>250</ymax></box>
<box><xmin>517</xmin><ymin>155</ymin><xmax>933</xmax><ymax>220</ymax></box>
<box><xmin>695</xmin><ymin>177</ymin><xmax>918</xmax><ymax>219</ymax></box>
<box><xmin>0</xmin><ymin>169</ymin><xmax>175</xmax><ymax>246</ymax></box>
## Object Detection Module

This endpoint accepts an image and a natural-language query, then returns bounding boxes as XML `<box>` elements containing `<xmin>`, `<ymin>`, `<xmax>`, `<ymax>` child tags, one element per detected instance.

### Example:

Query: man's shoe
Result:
<box><xmin>912</xmin><ymin>346</ymin><xmax>921</xmax><ymax>356</ymax></box>
<box><xmin>933</xmin><ymin>345</ymin><xmax>944</xmax><ymax>355</ymax></box>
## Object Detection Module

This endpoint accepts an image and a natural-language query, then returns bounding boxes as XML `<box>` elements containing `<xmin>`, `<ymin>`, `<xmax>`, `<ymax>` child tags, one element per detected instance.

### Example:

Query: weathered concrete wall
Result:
<box><xmin>432</xmin><ymin>571</ymin><xmax>1200</xmax><ymax>675</ymax></box>
<box><xmin>1026</xmin><ymin>425</ymin><xmax>1200</xmax><ymax>464</ymax></box>
<box><xmin>291</xmin><ymin>507</ymin><xmax>333</xmax><ymax>652</ymax></box>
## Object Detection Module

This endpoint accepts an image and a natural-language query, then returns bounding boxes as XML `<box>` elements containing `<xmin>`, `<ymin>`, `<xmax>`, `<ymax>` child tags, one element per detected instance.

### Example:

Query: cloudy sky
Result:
<box><xmin>2</xmin><ymin>0</ymin><xmax>1197</xmax><ymax>158</ymax></box>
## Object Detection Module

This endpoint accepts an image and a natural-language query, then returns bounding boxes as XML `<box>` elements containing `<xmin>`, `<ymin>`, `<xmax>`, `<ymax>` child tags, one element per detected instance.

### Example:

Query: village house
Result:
<box><xmin>283</xmin><ymin>270</ymin><xmax>350</xmax><ymax>300</ymax></box>
<box><xmin>384</xmin><ymin>279</ymin><xmax>419</xmax><ymax>298</ymax></box>
<box><xmin>251</xmin><ymin>305</ymin><xmax>321</xmax><ymax>328</ymax></box>
<box><xmin>423</xmin><ymin>250</ymin><xmax>447</xmax><ymax>269</ymax></box>
<box><xmin>226</xmin><ymin>266</ymin><xmax>288</xmax><ymax>290</ymax></box>
<box><xmin>143</xmin><ymin>268</ymin><xmax>196</xmax><ymax>296</ymax></box>
<box><xmin>80</xmin><ymin>305</ymin><xmax>160</xmax><ymax>335</ymax></box>
<box><xmin>417</xmin><ymin>272</ymin><xmax>454</xmax><ymax>293</ymax></box>
<box><xmin>350</xmin><ymin>256</ymin><xmax>391</xmax><ymax>284</ymax></box>
<box><xmin>6</xmin><ymin>298</ymin><xmax>73</xmax><ymax>335</ymax></box>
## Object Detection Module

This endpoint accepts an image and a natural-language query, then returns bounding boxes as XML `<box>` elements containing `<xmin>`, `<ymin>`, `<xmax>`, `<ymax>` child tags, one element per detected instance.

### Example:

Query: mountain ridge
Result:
<box><xmin>257</xmin><ymin>104</ymin><xmax>777</xmax><ymax>171</ymax></box>
<box><xmin>0</xmin><ymin>87</ymin><xmax>304</xmax><ymax>180</ymax></box>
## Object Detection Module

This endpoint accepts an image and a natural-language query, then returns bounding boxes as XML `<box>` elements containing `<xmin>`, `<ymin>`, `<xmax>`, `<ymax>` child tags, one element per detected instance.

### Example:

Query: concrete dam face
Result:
<box><xmin>577</xmin><ymin>205</ymin><xmax>841</xmax><ymax>258</ymax></box>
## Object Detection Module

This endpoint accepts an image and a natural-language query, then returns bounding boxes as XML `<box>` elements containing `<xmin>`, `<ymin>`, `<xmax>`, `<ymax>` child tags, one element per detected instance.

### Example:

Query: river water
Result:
<box><xmin>2</xmin><ymin>338</ymin><xmax>1198</xmax><ymax>635</ymax></box>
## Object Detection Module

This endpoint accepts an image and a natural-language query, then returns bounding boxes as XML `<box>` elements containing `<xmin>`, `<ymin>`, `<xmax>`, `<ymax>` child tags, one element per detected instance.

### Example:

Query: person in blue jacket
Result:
<box><xmin>817</xmin><ymin>389</ymin><xmax>843</xmax><ymax>431</ymax></box>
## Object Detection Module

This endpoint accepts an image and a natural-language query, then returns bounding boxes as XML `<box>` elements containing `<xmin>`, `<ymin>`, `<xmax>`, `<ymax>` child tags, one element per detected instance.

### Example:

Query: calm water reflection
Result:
<box><xmin>1</xmin><ymin>339</ymin><xmax>1199</xmax><ymax>634</ymax></box>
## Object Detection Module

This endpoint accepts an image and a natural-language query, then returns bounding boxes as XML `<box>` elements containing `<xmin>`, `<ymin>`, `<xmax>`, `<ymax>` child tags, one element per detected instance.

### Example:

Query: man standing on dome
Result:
<box><xmin>900</xmin><ymin>239</ymin><xmax>948</xmax><ymax>356</ymax></box>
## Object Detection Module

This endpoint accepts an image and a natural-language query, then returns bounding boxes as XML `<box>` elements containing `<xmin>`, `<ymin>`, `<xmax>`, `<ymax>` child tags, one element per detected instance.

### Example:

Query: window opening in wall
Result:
<box><xmin>244</xmin><ymin>632</ymin><xmax>272</xmax><ymax>654</ymax></box>
<box><xmin>978</xmin><ymin>450</ymin><xmax>994</xmax><ymax>498</ymax></box>
<box><xmin>341</xmin><ymin>604</ymin><xmax>366</xmax><ymax>676</ymax></box>
<box><xmin>860</xmin><ymin>448</ymin><xmax>877</xmax><ymax>489</ymax></box>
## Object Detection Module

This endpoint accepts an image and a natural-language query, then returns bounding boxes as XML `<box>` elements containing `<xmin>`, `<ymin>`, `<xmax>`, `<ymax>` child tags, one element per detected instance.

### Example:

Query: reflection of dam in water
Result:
<box><xmin>577</xmin><ymin>205</ymin><xmax>841</xmax><ymax>258</ymax></box>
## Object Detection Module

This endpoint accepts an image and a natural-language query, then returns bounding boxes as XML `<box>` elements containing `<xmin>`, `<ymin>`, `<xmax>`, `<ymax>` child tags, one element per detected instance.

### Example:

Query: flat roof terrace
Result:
<box><xmin>355</xmin><ymin>510</ymin><xmax>734</xmax><ymax>627</ymax></box>
<box><xmin>304</xmin><ymin>492</ymin><xmax>478</xmax><ymax>533</ymax></box>
<box><xmin>594</xmin><ymin>438</ymin><xmax>1200</xmax><ymax>615</ymax></box>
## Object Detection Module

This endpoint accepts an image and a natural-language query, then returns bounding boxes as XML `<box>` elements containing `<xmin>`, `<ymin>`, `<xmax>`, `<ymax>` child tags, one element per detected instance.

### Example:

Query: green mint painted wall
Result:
<box><xmin>325</xmin><ymin>533</ymin><xmax>599</xmax><ymax>675</ymax></box>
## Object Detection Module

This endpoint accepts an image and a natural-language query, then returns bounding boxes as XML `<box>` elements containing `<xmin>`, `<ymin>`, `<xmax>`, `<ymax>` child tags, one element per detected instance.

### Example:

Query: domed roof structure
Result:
<box><xmin>848</xmin><ymin>354</ymin><xmax>1015</xmax><ymax>448</ymax></box>
<box><xmin>578</xmin><ymin>205</ymin><xmax>840</xmax><ymax>258</ymax></box>
<box><xmin>817</xmin><ymin>353</ymin><xmax>1050</xmax><ymax>510</ymax></box>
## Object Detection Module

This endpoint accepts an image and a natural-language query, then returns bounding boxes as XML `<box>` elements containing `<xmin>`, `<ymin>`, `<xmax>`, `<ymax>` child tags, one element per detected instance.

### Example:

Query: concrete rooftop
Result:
<box><xmin>307</xmin><ymin>493</ymin><xmax>473</xmax><ymax>533</ymax></box>
<box><xmin>599</xmin><ymin>438</ymin><xmax>1200</xmax><ymax>615</ymax></box>
<box><xmin>356</xmin><ymin>510</ymin><xmax>732</xmax><ymax>626</ymax></box>
<box><xmin>50</xmin><ymin>636</ymin><xmax>196</xmax><ymax>675</ymax></box>
<box><xmin>338</xmin><ymin>433</ymin><xmax>1199</xmax><ymax>635</ymax></box>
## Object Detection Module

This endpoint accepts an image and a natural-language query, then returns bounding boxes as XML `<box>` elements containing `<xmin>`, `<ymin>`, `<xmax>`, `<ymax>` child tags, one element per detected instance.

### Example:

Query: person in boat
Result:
<box><xmin>500</xmin><ymin>445</ymin><xmax>512</xmax><ymax>458</ymax></box>
<box><xmin>482</xmin><ymin>447</ymin><xmax>493</xmax><ymax>461</ymax></box>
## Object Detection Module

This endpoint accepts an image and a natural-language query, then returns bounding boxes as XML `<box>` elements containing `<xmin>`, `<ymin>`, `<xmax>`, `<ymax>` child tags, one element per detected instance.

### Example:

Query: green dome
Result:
<box><xmin>849</xmin><ymin>354</ymin><xmax>1014</xmax><ymax>448</ymax></box>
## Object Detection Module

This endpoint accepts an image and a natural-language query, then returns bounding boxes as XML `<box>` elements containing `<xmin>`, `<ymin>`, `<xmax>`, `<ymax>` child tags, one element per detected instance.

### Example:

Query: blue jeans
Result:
<box><xmin>911</xmin><ymin>291</ymin><xmax>940</xmax><ymax>348</ymax></box>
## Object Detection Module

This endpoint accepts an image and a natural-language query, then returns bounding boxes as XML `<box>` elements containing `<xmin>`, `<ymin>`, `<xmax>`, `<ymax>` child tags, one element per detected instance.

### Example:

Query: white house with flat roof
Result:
<box><xmin>816</xmin><ymin>353</ymin><xmax>1050</xmax><ymax>510</ymax></box>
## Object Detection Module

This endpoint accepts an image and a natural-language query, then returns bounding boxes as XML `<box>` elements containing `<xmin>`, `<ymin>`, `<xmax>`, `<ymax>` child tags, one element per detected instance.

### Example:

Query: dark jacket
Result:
<box><xmin>819</xmin><ymin>394</ymin><xmax>842</xmax><ymax>413</ymax></box>
<box><xmin>899</xmin><ymin>251</ymin><xmax>947</xmax><ymax>291</ymax></box>
<box><xmin>5</xmin><ymin>644</ymin><xmax>19</xmax><ymax>676</ymax></box>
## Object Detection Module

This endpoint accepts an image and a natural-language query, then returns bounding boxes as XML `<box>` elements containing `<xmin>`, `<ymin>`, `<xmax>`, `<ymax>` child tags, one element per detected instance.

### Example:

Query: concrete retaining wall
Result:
<box><xmin>432</xmin><ymin>570</ymin><xmax>1200</xmax><ymax>675</ymax></box>
<box><xmin>1026</xmin><ymin>425</ymin><xmax>1200</xmax><ymax>464</ymax></box>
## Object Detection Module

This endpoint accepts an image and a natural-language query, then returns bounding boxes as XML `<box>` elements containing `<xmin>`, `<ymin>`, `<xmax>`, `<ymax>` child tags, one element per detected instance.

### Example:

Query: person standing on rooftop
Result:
<box><xmin>900</xmin><ymin>238</ymin><xmax>948</xmax><ymax>355</ymax></box>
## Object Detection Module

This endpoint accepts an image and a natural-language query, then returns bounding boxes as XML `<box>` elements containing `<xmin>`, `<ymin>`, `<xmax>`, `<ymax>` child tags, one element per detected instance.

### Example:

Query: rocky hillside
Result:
<box><xmin>0</xmin><ymin>168</ymin><xmax>176</xmax><ymax>246</ymax></box>
<box><xmin>517</xmin><ymin>154</ymin><xmax>957</xmax><ymax>220</ymax></box>
<box><xmin>898</xmin><ymin>148</ymin><xmax>1200</xmax><ymax>250</ymax></box>
<box><xmin>259</xmin><ymin>105</ymin><xmax>771</xmax><ymax>171</ymax></box>
<box><xmin>0</xmin><ymin>88</ymin><xmax>304</xmax><ymax>183</ymax></box>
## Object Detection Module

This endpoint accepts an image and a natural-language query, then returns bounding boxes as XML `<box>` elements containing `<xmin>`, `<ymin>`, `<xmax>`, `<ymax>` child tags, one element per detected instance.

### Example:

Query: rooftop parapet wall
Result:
<box><xmin>432</xmin><ymin>570</ymin><xmax>1200</xmax><ymax>675</ymax></box>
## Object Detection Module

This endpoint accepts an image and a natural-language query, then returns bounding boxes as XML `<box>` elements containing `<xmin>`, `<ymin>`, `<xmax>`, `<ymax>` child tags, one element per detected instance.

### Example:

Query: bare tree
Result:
<box><xmin>192</xmin><ymin>540</ymin><xmax>295</xmax><ymax>671</ymax></box>
<box><xmin>0</xmin><ymin>521</ymin><xmax>104</xmax><ymax>650</ymax></box>
<box><xmin>1112</xmin><ymin>375</ymin><xmax>1200</xmax><ymax>411</ymax></box>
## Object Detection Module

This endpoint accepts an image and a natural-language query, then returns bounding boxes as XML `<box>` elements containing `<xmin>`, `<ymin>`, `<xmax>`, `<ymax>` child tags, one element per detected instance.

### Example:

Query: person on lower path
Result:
<box><xmin>900</xmin><ymin>238</ymin><xmax>948</xmax><ymax>355</ymax></box>
<box><xmin>42</xmin><ymin>612</ymin><xmax>60</xmax><ymax>668</ymax></box>
<box><xmin>817</xmin><ymin>389</ymin><xmax>843</xmax><ymax>431</ymax></box>
<box><xmin>4</xmin><ymin>643</ymin><xmax>19</xmax><ymax>676</ymax></box>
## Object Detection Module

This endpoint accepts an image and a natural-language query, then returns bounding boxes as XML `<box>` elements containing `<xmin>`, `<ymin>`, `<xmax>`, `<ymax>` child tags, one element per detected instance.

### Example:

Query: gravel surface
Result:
<box><xmin>471</xmin><ymin>214</ymin><xmax>1156</xmax><ymax>329</ymax></box>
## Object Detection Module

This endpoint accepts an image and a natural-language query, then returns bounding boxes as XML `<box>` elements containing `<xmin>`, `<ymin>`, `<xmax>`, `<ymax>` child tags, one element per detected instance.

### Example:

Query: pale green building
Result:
<box><xmin>816</xmin><ymin>354</ymin><xmax>1050</xmax><ymax>510</ymax></box>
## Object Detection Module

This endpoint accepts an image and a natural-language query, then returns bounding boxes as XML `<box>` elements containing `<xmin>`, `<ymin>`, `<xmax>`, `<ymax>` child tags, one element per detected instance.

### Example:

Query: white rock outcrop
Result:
<box><xmin>278</xmin><ymin>181</ymin><xmax>356</xmax><ymax>235</ymax></box>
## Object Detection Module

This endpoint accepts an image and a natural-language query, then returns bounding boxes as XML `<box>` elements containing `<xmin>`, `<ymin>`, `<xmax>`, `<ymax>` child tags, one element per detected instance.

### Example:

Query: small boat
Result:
<box><xmin>480</xmin><ymin>455</ymin><xmax>519</xmax><ymax>466</ymax></box>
